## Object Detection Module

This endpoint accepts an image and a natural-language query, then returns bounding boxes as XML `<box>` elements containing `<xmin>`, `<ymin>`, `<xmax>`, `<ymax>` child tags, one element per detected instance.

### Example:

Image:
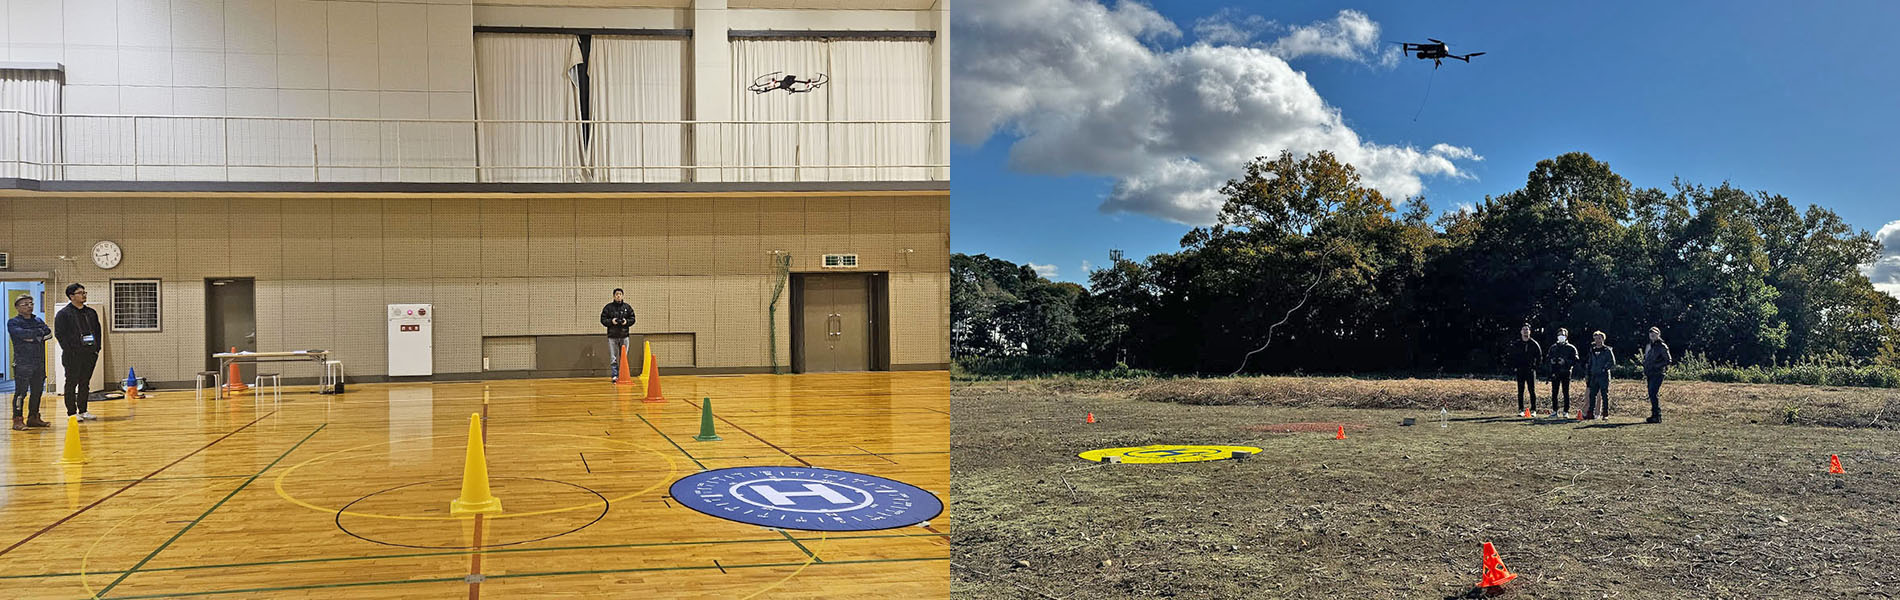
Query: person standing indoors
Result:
<box><xmin>1546</xmin><ymin>328</ymin><xmax>1579</xmax><ymax>418</ymax></box>
<box><xmin>1642</xmin><ymin>326</ymin><xmax>1674</xmax><ymax>424</ymax></box>
<box><xmin>600</xmin><ymin>288</ymin><xmax>637</xmax><ymax>383</ymax></box>
<box><xmin>8</xmin><ymin>295</ymin><xmax>54</xmax><ymax>430</ymax></box>
<box><xmin>54</xmin><ymin>284</ymin><xmax>103</xmax><ymax>421</ymax></box>
<box><xmin>1583</xmin><ymin>331</ymin><xmax>1616</xmax><ymax>420</ymax></box>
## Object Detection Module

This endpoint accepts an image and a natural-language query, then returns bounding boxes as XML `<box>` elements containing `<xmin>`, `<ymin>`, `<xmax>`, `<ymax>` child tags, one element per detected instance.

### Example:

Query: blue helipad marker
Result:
<box><xmin>670</xmin><ymin>466</ymin><xmax>943</xmax><ymax>532</ymax></box>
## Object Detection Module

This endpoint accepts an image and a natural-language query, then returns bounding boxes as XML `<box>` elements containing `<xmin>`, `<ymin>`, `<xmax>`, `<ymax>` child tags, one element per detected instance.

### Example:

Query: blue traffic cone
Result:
<box><xmin>125</xmin><ymin>367</ymin><xmax>138</xmax><ymax>388</ymax></box>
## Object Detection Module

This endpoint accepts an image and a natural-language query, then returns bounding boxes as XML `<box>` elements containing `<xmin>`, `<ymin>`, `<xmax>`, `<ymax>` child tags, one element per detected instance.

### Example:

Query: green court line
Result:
<box><xmin>634</xmin><ymin>413</ymin><xmax>707</xmax><ymax>471</ymax></box>
<box><xmin>777</xmin><ymin>529</ymin><xmax>824</xmax><ymax>563</ymax></box>
<box><xmin>94</xmin><ymin>425</ymin><xmax>327</xmax><ymax>598</ymax></box>
<box><xmin>0</xmin><ymin>533</ymin><xmax>951</xmax><ymax>581</ymax></box>
<box><xmin>102</xmin><ymin>556</ymin><xmax>948</xmax><ymax>599</ymax></box>
<box><xmin>0</xmin><ymin>474</ymin><xmax>253</xmax><ymax>489</ymax></box>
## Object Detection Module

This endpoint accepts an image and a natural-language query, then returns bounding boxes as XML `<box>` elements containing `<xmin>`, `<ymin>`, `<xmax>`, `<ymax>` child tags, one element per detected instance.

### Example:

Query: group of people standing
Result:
<box><xmin>8</xmin><ymin>283</ymin><xmax>104</xmax><ymax>430</ymax></box>
<box><xmin>1510</xmin><ymin>323</ymin><xmax>1674</xmax><ymax>423</ymax></box>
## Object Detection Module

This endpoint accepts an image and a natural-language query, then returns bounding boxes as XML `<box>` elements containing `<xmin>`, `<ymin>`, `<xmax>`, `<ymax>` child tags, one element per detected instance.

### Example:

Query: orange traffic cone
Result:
<box><xmin>1086</xmin><ymin>412</ymin><xmax>1096</xmax><ymax>424</ymax></box>
<box><xmin>1829</xmin><ymin>454</ymin><xmax>1845</xmax><ymax>474</ymax></box>
<box><xmin>1522</xmin><ymin>408</ymin><xmax>1531</xmax><ymax>418</ymax></box>
<box><xmin>1476</xmin><ymin>542</ymin><xmax>1517</xmax><ymax>588</ymax></box>
<box><xmin>1574</xmin><ymin>409</ymin><xmax>1582</xmax><ymax>420</ymax></box>
<box><xmin>221</xmin><ymin>347</ymin><xmax>248</xmax><ymax>393</ymax></box>
<box><xmin>640</xmin><ymin>342</ymin><xmax>665</xmax><ymax>403</ymax></box>
<box><xmin>1335</xmin><ymin>425</ymin><xmax>1346</xmax><ymax>440</ymax></box>
<box><xmin>615</xmin><ymin>345</ymin><xmax>636</xmax><ymax>386</ymax></box>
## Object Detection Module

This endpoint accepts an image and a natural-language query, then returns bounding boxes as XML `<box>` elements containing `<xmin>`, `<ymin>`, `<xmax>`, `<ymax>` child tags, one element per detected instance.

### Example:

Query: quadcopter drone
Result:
<box><xmin>1394</xmin><ymin>39</ymin><xmax>1485</xmax><ymax>68</ymax></box>
<box><xmin>749</xmin><ymin>72</ymin><xmax>829</xmax><ymax>94</ymax></box>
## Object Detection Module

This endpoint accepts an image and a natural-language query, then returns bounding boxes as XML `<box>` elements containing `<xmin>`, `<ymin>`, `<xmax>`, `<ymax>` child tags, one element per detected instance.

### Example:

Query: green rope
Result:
<box><xmin>767</xmin><ymin>253</ymin><xmax>792</xmax><ymax>374</ymax></box>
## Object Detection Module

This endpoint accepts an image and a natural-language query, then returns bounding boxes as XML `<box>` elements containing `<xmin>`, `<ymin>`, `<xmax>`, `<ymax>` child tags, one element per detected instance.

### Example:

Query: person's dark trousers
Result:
<box><xmin>1515</xmin><ymin>368</ymin><xmax>1538</xmax><ymax>412</ymax></box>
<box><xmin>1646</xmin><ymin>373</ymin><xmax>1664</xmax><ymax>419</ymax></box>
<box><xmin>1549</xmin><ymin>376</ymin><xmax>1570</xmax><ymax>413</ymax></box>
<box><xmin>1587</xmin><ymin>377</ymin><xmax>1610</xmax><ymax>417</ymax></box>
<box><xmin>61</xmin><ymin>351</ymin><xmax>96</xmax><ymax>416</ymax></box>
<box><xmin>12</xmin><ymin>365</ymin><xmax>44</xmax><ymax>420</ymax></box>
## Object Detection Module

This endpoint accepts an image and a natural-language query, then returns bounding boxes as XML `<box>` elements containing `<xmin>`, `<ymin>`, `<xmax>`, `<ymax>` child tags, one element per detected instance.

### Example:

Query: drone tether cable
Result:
<box><xmin>1411</xmin><ymin>67</ymin><xmax>1438</xmax><ymax>122</ymax></box>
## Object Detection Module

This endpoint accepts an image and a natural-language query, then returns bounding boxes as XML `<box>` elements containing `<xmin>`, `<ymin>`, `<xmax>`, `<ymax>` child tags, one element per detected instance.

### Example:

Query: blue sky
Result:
<box><xmin>952</xmin><ymin>1</ymin><xmax>1900</xmax><ymax>288</ymax></box>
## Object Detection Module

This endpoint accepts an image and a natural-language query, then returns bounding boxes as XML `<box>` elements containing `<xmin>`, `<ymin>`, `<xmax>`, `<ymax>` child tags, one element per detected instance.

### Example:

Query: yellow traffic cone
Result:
<box><xmin>449</xmin><ymin>413</ymin><xmax>502</xmax><ymax>515</ymax></box>
<box><xmin>55</xmin><ymin>416</ymin><xmax>86</xmax><ymax>464</ymax></box>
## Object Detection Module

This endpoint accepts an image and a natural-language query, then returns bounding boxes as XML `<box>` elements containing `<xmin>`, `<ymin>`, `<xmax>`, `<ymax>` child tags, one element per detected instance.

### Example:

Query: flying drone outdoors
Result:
<box><xmin>1394</xmin><ymin>39</ymin><xmax>1485</xmax><ymax>68</ymax></box>
<box><xmin>749</xmin><ymin>71</ymin><xmax>829</xmax><ymax>94</ymax></box>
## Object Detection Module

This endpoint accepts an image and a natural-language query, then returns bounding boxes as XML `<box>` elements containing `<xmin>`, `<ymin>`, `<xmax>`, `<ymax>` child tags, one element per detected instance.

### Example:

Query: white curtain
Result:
<box><xmin>730</xmin><ymin>39</ymin><xmax>830</xmax><ymax>182</ymax></box>
<box><xmin>0</xmin><ymin>69</ymin><xmax>61</xmax><ymax>180</ymax></box>
<box><xmin>828</xmin><ymin>39</ymin><xmax>933</xmax><ymax>181</ymax></box>
<box><xmin>476</xmin><ymin>33</ymin><xmax>585</xmax><ymax>182</ymax></box>
<box><xmin>588</xmin><ymin>36</ymin><xmax>688</xmax><ymax>183</ymax></box>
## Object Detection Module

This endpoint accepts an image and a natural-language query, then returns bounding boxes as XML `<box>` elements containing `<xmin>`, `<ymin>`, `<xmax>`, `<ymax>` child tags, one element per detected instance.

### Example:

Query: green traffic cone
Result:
<box><xmin>693</xmin><ymin>397</ymin><xmax>722</xmax><ymax>441</ymax></box>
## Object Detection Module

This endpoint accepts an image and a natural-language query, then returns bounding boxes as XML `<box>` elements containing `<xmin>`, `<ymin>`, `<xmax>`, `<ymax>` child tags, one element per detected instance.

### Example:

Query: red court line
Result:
<box><xmin>468</xmin><ymin>514</ymin><xmax>485</xmax><ymax>600</ymax></box>
<box><xmin>0</xmin><ymin>411</ymin><xmax>277</xmax><ymax>558</ymax></box>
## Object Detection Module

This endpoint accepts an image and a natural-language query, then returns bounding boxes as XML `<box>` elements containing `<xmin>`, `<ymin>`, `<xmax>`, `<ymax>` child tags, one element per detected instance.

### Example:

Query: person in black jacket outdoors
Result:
<box><xmin>1511</xmin><ymin>324</ymin><xmax>1543</xmax><ymax>415</ymax></box>
<box><xmin>54</xmin><ymin>283</ymin><xmax>103</xmax><ymax>421</ymax></box>
<box><xmin>1583</xmin><ymin>330</ymin><xmax>1615</xmax><ymax>420</ymax></box>
<box><xmin>600</xmin><ymin>288</ymin><xmax>636</xmax><ymax>383</ymax></box>
<box><xmin>1642</xmin><ymin>326</ymin><xmax>1674</xmax><ymax>424</ymax></box>
<box><xmin>1546</xmin><ymin>328</ymin><xmax>1579</xmax><ymax>418</ymax></box>
<box><xmin>9</xmin><ymin>295</ymin><xmax>54</xmax><ymax>430</ymax></box>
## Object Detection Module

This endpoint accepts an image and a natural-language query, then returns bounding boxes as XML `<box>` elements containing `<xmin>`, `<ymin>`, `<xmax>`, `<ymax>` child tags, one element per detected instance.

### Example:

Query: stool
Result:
<box><xmin>195</xmin><ymin>371</ymin><xmax>220</xmax><ymax>402</ymax></box>
<box><xmin>324</xmin><ymin>360</ymin><xmax>345</xmax><ymax>394</ymax></box>
<box><xmin>254</xmin><ymin>373</ymin><xmax>281</xmax><ymax>405</ymax></box>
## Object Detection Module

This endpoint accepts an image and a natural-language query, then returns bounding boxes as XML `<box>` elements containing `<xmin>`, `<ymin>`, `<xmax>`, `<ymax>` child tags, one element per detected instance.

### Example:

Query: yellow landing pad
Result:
<box><xmin>0</xmin><ymin>372</ymin><xmax>949</xmax><ymax>599</ymax></box>
<box><xmin>1079</xmin><ymin>445</ymin><xmax>1263</xmax><ymax>464</ymax></box>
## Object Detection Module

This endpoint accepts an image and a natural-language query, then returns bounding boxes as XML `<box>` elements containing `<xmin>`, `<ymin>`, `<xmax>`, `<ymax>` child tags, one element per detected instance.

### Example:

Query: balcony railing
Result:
<box><xmin>0</xmin><ymin>110</ymin><xmax>948</xmax><ymax>184</ymax></box>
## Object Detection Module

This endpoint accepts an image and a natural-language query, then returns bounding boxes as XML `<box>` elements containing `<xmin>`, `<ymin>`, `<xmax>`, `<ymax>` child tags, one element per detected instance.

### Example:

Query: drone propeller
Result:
<box><xmin>1465</xmin><ymin>52</ymin><xmax>1486</xmax><ymax>58</ymax></box>
<box><xmin>1428</xmin><ymin>38</ymin><xmax>1444</xmax><ymax>44</ymax></box>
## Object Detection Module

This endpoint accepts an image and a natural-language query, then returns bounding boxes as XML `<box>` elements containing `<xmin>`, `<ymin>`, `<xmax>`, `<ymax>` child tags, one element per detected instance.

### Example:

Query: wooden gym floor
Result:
<box><xmin>0</xmin><ymin>372</ymin><xmax>950</xmax><ymax>599</ymax></box>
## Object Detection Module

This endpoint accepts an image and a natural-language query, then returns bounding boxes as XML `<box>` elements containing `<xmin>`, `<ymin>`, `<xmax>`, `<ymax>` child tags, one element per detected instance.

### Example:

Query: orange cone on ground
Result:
<box><xmin>221</xmin><ymin>347</ymin><xmax>248</xmax><ymax>393</ymax></box>
<box><xmin>1574</xmin><ymin>409</ymin><xmax>1582</xmax><ymax>420</ymax></box>
<box><xmin>615</xmin><ymin>344</ymin><xmax>636</xmax><ymax>386</ymax></box>
<box><xmin>1522</xmin><ymin>408</ymin><xmax>1531</xmax><ymax>418</ymax></box>
<box><xmin>641</xmin><ymin>341</ymin><xmax>666</xmax><ymax>403</ymax></box>
<box><xmin>1335</xmin><ymin>425</ymin><xmax>1346</xmax><ymax>440</ymax></box>
<box><xmin>1829</xmin><ymin>454</ymin><xmax>1845</xmax><ymax>474</ymax></box>
<box><xmin>1476</xmin><ymin>542</ymin><xmax>1517</xmax><ymax>588</ymax></box>
<box><xmin>1086</xmin><ymin>412</ymin><xmax>1096</xmax><ymax>424</ymax></box>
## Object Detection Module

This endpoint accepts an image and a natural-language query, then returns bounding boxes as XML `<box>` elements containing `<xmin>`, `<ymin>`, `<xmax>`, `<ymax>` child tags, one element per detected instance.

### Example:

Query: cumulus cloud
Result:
<box><xmin>1265</xmin><ymin>9</ymin><xmax>1385</xmax><ymax>63</ymax></box>
<box><xmin>1193</xmin><ymin>9</ymin><xmax>1274</xmax><ymax>46</ymax></box>
<box><xmin>1863</xmin><ymin>220</ymin><xmax>1900</xmax><ymax>300</ymax></box>
<box><xmin>1029</xmin><ymin>263</ymin><xmax>1060</xmax><ymax>279</ymax></box>
<box><xmin>954</xmin><ymin>0</ymin><xmax>1479</xmax><ymax>225</ymax></box>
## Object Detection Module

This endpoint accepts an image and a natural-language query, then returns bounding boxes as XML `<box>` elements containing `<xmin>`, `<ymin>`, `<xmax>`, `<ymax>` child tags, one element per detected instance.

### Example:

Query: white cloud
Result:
<box><xmin>1029</xmin><ymin>263</ymin><xmax>1060</xmax><ymax>279</ymax></box>
<box><xmin>1265</xmin><ymin>9</ymin><xmax>1383</xmax><ymax>64</ymax></box>
<box><xmin>1862</xmin><ymin>219</ymin><xmax>1900</xmax><ymax>300</ymax></box>
<box><xmin>1080</xmin><ymin>259</ymin><xmax>1094</xmax><ymax>274</ymax></box>
<box><xmin>954</xmin><ymin>0</ymin><xmax>1480</xmax><ymax>225</ymax></box>
<box><xmin>1193</xmin><ymin>9</ymin><xmax>1274</xmax><ymax>46</ymax></box>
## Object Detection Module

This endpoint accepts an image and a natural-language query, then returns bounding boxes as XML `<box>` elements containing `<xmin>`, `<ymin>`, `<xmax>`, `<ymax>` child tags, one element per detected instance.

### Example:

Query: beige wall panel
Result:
<box><xmin>431</xmin><ymin>278</ymin><xmax>483</xmax><ymax>373</ymax></box>
<box><xmin>889</xmin><ymin>271</ymin><xmax>948</xmax><ymax>365</ymax></box>
<box><xmin>528</xmin><ymin>276</ymin><xmax>578</xmax><ymax>335</ymax></box>
<box><xmin>849</xmin><ymin>196</ymin><xmax>895</xmax><ymax>271</ymax></box>
<box><xmin>712</xmin><ymin>275</ymin><xmax>767</xmax><ymax>368</ymax></box>
<box><xmin>382</xmin><ymin>199</ymin><xmax>433</xmax><ymax>280</ymax></box>
<box><xmin>331</xmin><ymin>278</ymin><xmax>388</xmax><ymax>376</ymax></box>
<box><xmin>229</xmin><ymin>199</ymin><xmax>283</xmax><ymax>278</ymax></box>
<box><xmin>648</xmin><ymin>332</ymin><xmax>695</xmax><ymax>368</ymax></box>
<box><xmin>803</xmin><ymin>197</ymin><xmax>851</xmax><ymax>271</ymax></box>
<box><xmin>431</xmin><ymin>199</ymin><xmax>482</xmax><ymax>278</ymax></box>
<box><xmin>168</xmin><ymin>279</ymin><xmax>208</xmax><ymax>377</ymax></box>
<box><xmin>253</xmin><ymin>278</ymin><xmax>284</xmax><ymax>358</ymax></box>
<box><xmin>527</xmin><ymin>198</ymin><xmax>576</xmax><ymax>278</ymax></box>
<box><xmin>713</xmin><ymin>198</ymin><xmax>761</xmax><ymax>276</ymax></box>
<box><xmin>669</xmin><ymin>275</ymin><xmax>715</xmax><ymax>365</ymax></box>
<box><xmin>175</xmin><ymin>198</ymin><xmax>230</xmax><ymax>279</ymax></box>
<box><xmin>7</xmin><ymin>200</ymin><xmax>63</xmax><ymax>263</ymax></box>
<box><xmin>281</xmin><ymin>279</ymin><xmax>336</xmax><ymax>375</ymax></box>
<box><xmin>480</xmin><ymin>199</ymin><xmax>528</xmax><ymax>278</ymax></box>
<box><xmin>119</xmin><ymin>199</ymin><xmax>178</xmax><ymax>277</ymax></box>
<box><xmin>624</xmin><ymin>200</ymin><xmax>667</xmax><ymax>276</ymax></box>
<box><xmin>480</xmin><ymin>278</ymin><xmax>529</xmax><ymax>336</ymax></box>
<box><xmin>665</xmin><ymin>199</ymin><xmax>715</xmax><ymax>276</ymax></box>
<box><xmin>625</xmin><ymin>275</ymin><xmax>668</xmax><ymax>333</ymax></box>
<box><xmin>758</xmin><ymin>197</ymin><xmax>804</xmax><ymax>274</ymax></box>
<box><xmin>281</xmin><ymin>199</ymin><xmax>335</xmax><ymax>280</ymax></box>
<box><xmin>574</xmin><ymin>199</ymin><xmax>623</xmax><ymax>277</ymax></box>
<box><xmin>330</xmin><ymin>199</ymin><xmax>385</xmax><ymax>279</ymax></box>
<box><xmin>575</xmin><ymin>277</ymin><xmax>616</xmax><ymax>334</ymax></box>
<box><xmin>483</xmin><ymin>336</ymin><xmax>535</xmax><ymax>371</ymax></box>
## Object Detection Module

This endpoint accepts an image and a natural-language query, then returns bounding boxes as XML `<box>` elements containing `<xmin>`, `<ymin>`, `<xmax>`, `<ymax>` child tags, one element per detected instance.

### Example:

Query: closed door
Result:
<box><xmin>206</xmin><ymin>278</ymin><xmax>256</xmax><ymax>379</ymax></box>
<box><xmin>798</xmin><ymin>274</ymin><xmax>871</xmax><ymax>372</ymax></box>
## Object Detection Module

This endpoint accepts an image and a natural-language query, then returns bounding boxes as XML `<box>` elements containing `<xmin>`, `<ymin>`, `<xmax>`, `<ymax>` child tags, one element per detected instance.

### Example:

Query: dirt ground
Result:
<box><xmin>950</xmin><ymin>376</ymin><xmax>1900</xmax><ymax>599</ymax></box>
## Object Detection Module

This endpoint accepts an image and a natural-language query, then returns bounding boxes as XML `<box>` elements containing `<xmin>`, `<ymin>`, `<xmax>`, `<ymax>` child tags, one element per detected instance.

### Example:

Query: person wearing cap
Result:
<box><xmin>1510</xmin><ymin>324</ymin><xmax>1543</xmax><ymax>415</ymax></box>
<box><xmin>600</xmin><ymin>288</ymin><xmax>637</xmax><ymax>383</ymax></box>
<box><xmin>1583</xmin><ymin>331</ymin><xmax>1615</xmax><ymax>420</ymax></box>
<box><xmin>1546</xmin><ymin>328</ymin><xmax>1579</xmax><ymax>418</ymax></box>
<box><xmin>8</xmin><ymin>295</ymin><xmax>54</xmax><ymax>430</ymax></box>
<box><xmin>53</xmin><ymin>283</ymin><xmax>103</xmax><ymax>421</ymax></box>
<box><xmin>1642</xmin><ymin>326</ymin><xmax>1674</xmax><ymax>424</ymax></box>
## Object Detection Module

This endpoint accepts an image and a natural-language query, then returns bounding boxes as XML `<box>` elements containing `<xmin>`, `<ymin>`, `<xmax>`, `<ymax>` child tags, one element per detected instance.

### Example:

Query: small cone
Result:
<box><xmin>449</xmin><ymin>413</ymin><xmax>502</xmax><ymax>515</ymax></box>
<box><xmin>1335</xmin><ymin>425</ymin><xmax>1347</xmax><ymax>440</ymax></box>
<box><xmin>1476</xmin><ymin>542</ymin><xmax>1517</xmax><ymax>588</ymax></box>
<box><xmin>55</xmin><ymin>416</ymin><xmax>86</xmax><ymax>464</ymax></box>
<box><xmin>1086</xmin><ymin>412</ymin><xmax>1096</xmax><ymax>424</ymax></box>
<box><xmin>693</xmin><ymin>397</ymin><xmax>722</xmax><ymax>441</ymax></box>
<box><xmin>1829</xmin><ymin>454</ymin><xmax>1845</xmax><ymax>474</ymax></box>
<box><xmin>615</xmin><ymin>344</ymin><xmax>636</xmax><ymax>386</ymax></box>
<box><xmin>1522</xmin><ymin>408</ymin><xmax>1531</xmax><ymax>418</ymax></box>
<box><xmin>1575</xmin><ymin>409</ymin><xmax>1582</xmax><ymax>420</ymax></box>
<box><xmin>222</xmin><ymin>347</ymin><xmax>248</xmax><ymax>393</ymax></box>
<box><xmin>641</xmin><ymin>342</ymin><xmax>665</xmax><ymax>403</ymax></box>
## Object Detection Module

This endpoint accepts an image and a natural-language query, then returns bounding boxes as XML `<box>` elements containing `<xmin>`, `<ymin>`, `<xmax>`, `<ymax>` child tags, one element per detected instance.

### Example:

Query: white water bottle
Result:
<box><xmin>1440</xmin><ymin>406</ymin><xmax>1450</xmax><ymax>428</ymax></box>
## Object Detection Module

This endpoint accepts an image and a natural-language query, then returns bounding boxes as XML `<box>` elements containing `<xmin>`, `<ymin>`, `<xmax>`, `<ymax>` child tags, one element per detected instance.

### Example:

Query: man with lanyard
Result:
<box><xmin>54</xmin><ymin>283</ymin><xmax>103</xmax><ymax>421</ymax></box>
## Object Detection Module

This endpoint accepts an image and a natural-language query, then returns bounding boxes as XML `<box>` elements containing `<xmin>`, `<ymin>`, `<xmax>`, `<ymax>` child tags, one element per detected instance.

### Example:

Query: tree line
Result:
<box><xmin>953</xmin><ymin>151</ymin><xmax>1900</xmax><ymax>379</ymax></box>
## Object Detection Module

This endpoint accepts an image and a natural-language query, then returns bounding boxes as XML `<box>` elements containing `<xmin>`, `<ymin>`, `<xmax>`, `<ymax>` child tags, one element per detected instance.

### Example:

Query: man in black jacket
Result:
<box><xmin>1546</xmin><ymin>328</ymin><xmax>1580</xmax><ymax>418</ymax></box>
<box><xmin>54</xmin><ymin>283</ymin><xmax>102</xmax><ymax>421</ymax></box>
<box><xmin>600</xmin><ymin>288</ymin><xmax>636</xmax><ymax>382</ymax></box>
<box><xmin>9</xmin><ymin>295</ymin><xmax>54</xmax><ymax>430</ymax></box>
<box><xmin>1511</xmin><ymin>324</ymin><xmax>1542</xmax><ymax>415</ymax></box>
<box><xmin>1642</xmin><ymin>326</ymin><xmax>1674</xmax><ymax>424</ymax></box>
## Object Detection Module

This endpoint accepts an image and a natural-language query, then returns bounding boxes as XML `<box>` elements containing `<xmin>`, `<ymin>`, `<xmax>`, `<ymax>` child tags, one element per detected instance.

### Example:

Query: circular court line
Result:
<box><xmin>335</xmin><ymin>477</ymin><xmax>609</xmax><ymax>550</ymax></box>
<box><xmin>272</xmin><ymin>432</ymin><xmax>678</xmax><ymax>521</ymax></box>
